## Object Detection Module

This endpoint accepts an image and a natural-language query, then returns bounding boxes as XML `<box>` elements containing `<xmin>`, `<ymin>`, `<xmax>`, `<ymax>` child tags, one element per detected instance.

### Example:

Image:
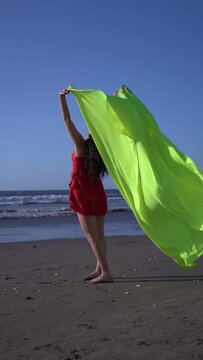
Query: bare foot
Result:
<box><xmin>83</xmin><ymin>269</ymin><xmax>101</xmax><ymax>281</ymax></box>
<box><xmin>89</xmin><ymin>274</ymin><xmax>113</xmax><ymax>284</ymax></box>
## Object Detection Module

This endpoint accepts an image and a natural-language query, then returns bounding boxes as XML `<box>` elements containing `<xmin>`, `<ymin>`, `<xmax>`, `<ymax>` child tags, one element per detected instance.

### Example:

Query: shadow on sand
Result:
<box><xmin>113</xmin><ymin>275</ymin><xmax>203</xmax><ymax>283</ymax></box>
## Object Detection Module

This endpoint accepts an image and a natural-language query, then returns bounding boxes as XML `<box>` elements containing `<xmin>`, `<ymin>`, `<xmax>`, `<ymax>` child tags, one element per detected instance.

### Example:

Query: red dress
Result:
<box><xmin>69</xmin><ymin>152</ymin><xmax>107</xmax><ymax>216</ymax></box>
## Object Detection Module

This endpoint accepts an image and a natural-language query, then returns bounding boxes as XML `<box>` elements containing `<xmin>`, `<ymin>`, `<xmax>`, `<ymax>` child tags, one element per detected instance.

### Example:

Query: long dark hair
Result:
<box><xmin>84</xmin><ymin>135</ymin><xmax>109</xmax><ymax>180</ymax></box>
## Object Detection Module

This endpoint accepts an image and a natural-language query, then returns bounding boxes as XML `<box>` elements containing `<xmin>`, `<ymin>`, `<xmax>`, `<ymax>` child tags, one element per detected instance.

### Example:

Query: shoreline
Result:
<box><xmin>0</xmin><ymin>234</ymin><xmax>142</xmax><ymax>246</ymax></box>
<box><xmin>0</xmin><ymin>211</ymin><xmax>144</xmax><ymax>244</ymax></box>
<box><xmin>1</xmin><ymin>235</ymin><xmax>203</xmax><ymax>359</ymax></box>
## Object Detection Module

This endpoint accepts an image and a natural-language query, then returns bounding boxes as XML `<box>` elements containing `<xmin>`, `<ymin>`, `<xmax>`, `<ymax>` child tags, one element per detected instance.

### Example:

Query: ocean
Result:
<box><xmin>0</xmin><ymin>189</ymin><xmax>129</xmax><ymax>220</ymax></box>
<box><xmin>0</xmin><ymin>189</ymin><xmax>143</xmax><ymax>243</ymax></box>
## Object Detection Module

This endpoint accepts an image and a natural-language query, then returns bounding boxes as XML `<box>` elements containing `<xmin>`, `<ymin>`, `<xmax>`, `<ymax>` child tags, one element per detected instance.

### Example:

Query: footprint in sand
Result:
<box><xmin>4</xmin><ymin>276</ymin><xmax>14</xmax><ymax>280</ymax></box>
<box><xmin>33</xmin><ymin>344</ymin><xmax>52</xmax><ymax>350</ymax></box>
<box><xmin>138</xmin><ymin>341</ymin><xmax>150</xmax><ymax>346</ymax></box>
<box><xmin>197</xmin><ymin>338</ymin><xmax>203</xmax><ymax>345</ymax></box>
<box><xmin>25</xmin><ymin>296</ymin><xmax>35</xmax><ymax>300</ymax></box>
<box><xmin>77</xmin><ymin>323</ymin><xmax>93</xmax><ymax>330</ymax></box>
<box><xmin>102</xmin><ymin>337</ymin><xmax>111</xmax><ymax>342</ymax></box>
<box><xmin>70</xmin><ymin>349</ymin><xmax>83</xmax><ymax>359</ymax></box>
<box><xmin>33</xmin><ymin>343</ymin><xmax>67</xmax><ymax>356</ymax></box>
<box><xmin>41</xmin><ymin>344</ymin><xmax>65</xmax><ymax>355</ymax></box>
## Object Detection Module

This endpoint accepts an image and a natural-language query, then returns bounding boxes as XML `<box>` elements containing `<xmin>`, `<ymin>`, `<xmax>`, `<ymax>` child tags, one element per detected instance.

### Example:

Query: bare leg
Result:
<box><xmin>88</xmin><ymin>216</ymin><xmax>111</xmax><ymax>284</ymax></box>
<box><xmin>84</xmin><ymin>216</ymin><xmax>107</xmax><ymax>280</ymax></box>
<box><xmin>97</xmin><ymin>216</ymin><xmax>107</xmax><ymax>252</ymax></box>
<box><xmin>77</xmin><ymin>214</ymin><xmax>112</xmax><ymax>283</ymax></box>
<box><xmin>94</xmin><ymin>216</ymin><xmax>107</xmax><ymax>271</ymax></box>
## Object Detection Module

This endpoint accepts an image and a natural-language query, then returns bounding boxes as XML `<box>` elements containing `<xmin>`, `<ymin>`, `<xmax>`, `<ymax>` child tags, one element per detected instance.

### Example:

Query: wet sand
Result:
<box><xmin>0</xmin><ymin>235</ymin><xmax>203</xmax><ymax>360</ymax></box>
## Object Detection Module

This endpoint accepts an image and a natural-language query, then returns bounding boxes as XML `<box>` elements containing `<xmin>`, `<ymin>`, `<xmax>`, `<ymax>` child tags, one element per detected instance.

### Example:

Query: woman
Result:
<box><xmin>59</xmin><ymin>88</ymin><xmax>113</xmax><ymax>284</ymax></box>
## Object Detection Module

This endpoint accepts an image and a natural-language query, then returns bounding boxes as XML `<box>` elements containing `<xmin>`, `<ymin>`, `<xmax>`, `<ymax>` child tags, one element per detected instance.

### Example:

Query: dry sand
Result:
<box><xmin>0</xmin><ymin>235</ymin><xmax>203</xmax><ymax>360</ymax></box>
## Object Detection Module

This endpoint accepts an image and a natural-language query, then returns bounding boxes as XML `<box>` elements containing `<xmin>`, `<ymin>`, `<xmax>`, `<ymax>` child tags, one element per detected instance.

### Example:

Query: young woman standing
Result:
<box><xmin>59</xmin><ymin>88</ymin><xmax>113</xmax><ymax>284</ymax></box>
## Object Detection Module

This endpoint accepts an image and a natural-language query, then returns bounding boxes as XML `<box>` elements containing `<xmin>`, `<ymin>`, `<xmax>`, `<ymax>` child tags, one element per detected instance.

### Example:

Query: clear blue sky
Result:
<box><xmin>0</xmin><ymin>0</ymin><xmax>203</xmax><ymax>190</ymax></box>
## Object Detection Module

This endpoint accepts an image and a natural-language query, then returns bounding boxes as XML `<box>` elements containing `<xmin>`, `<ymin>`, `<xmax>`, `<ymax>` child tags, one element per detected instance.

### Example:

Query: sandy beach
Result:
<box><xmin>0</xmin><ymin>235</ymin><xmax>203</xmax><ymax>360</ymax></box>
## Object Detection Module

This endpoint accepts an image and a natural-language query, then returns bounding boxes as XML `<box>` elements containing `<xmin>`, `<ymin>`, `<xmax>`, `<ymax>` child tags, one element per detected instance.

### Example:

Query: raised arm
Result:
<box><xmin>59</xmin><ymin>88</ymin><xmax>85</xmax><ymax>156</ymax></box>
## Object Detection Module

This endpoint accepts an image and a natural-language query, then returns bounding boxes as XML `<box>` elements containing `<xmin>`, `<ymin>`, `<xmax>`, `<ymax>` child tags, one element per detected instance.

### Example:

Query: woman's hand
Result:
<box><xmin>59</xmin><ymin>88</ymin><xmax>70</xmax><ymax>97</ymax></box>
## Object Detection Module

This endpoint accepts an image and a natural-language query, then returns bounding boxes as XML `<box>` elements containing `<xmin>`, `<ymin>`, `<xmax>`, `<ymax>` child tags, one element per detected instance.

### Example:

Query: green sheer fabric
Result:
<box><xmin>68</xmin><ymin>85</ymin><xmax>203</xmax><ymax>268</ymax></box>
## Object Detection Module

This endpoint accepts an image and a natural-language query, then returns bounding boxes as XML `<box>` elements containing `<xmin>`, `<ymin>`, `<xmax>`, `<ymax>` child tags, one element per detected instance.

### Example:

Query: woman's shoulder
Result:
<box><xmin>72</xmin><ymin>151</ymin><xmax>84</xmax><ymax>161</ymax></box>
<box><xmin>75</xmin><ymin>144</ymin><xmax>85</xmax><ymax>157</ymax></box>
